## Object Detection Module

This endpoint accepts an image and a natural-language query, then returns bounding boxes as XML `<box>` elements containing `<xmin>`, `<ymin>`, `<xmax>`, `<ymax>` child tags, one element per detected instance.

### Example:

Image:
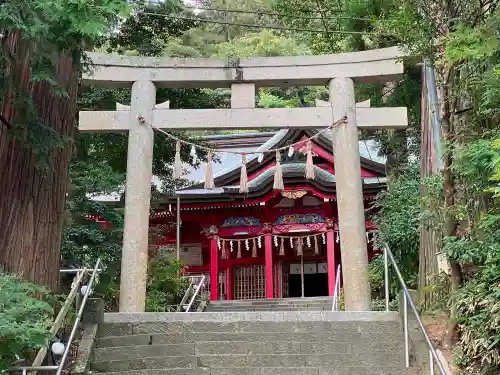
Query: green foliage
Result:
<box><xmin>372</xmin><ymin>166</ymin><xmax>421</xmax><ymax>293</ymax></box>
<box><xmin>0</xmin><ymin>0</ymin><xmax>128</xmax><ymax>158</ymax></box>
<box><xmin>146</xmin><ymin>256</ymin><xmax>188</xmax><ymax>312</ymax></box>
<box><xmin>0</xmin><ymin>273</ymin><xmax>54</xmax><ymax>372</ymax></box>
<box><xmin>108</xmin><ymin>0</ymin><xmax>196</xmax><ymax>56</ymax></box>
<box><xmin>451</xmin><ymin>239</ymin><xmax>500</xmax><ymax>374</ymax></box>
<box><xmin>258</xmin><ymin>92</ymin><xmax>295</xmax><ymax>108</ymax></box>
<box><xmin>214</xmin><ymin>30</ymin><xmax>310</xmax><ymax>59</ymax></box>
<box><xmin>444</xmin><ymin>134</ymin><xmax>500</xmax><ymax>374</ymax></box>
<box><xmin>376</xmin><ymin>2</ymin><xmax>436</xmax><ymax>57</ymax></box>
<box><xmin>441</xmin><ymin>10</ymin><xmax>500</xmax><ymax>66</ymax></box>
<box><xmin>61</xmin><ymin>158</ymin><xmax>125</xmax><ymax>311</ymax></box>
<box><xmin>440</xmin><ymin>8</ymin><xmax>500</xmax><ymax>127</ymax></box>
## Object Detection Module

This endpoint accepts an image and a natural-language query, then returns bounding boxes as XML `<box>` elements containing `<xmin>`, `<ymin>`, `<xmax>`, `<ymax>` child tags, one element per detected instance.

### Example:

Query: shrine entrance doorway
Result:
<box><xmin>288</xmin><ymin>262</ymin><xmax>329</xmax><ymax>298</ymax></box>
<box><xmin>234</xmin><ymin>265</ymin><xmax>266</xmax><ymax>300</ymax></box>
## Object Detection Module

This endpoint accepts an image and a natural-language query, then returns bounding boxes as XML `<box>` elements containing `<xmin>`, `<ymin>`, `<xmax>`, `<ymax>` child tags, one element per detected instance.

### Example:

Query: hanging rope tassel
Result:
<box><xmin>221</xmin><ymin>240</ymin><xmax>227</xmax><ymax>260</ymax></box>
<box><xmin>273</xmin><ymin>150</ymin><xmax>284</xmax><ymax>190</ymax></box>
<box><xmin>296</xmin><ymin>238</ymin><xmax>303</xmax><ymax>256</ymax></box>
<box><xmin>279</xmin><ymin>237</ymin><xmax>285</xmax><ymax>256</ymax></box>
<box><xmin>173</xmin><ymin>141</ymin><xmax>182</xmax><ymax>179</ymax></box>
<box><xmin>190</xmin><ymin>145</ymin><xmax>198</xmax><ymax>164</ymax></box>
<box><xmin>239</xmin><ymin>153</ymin><xmax>249</xmax><ymax>193</ymax></box>
<box><xmin>314</xmin><ymin>235</ymin><xmax>319</xmax><ymax>255</ymax></box>
<box><xmin>305</xmin><ymin>140</ymin><xmax>315</xmax><ymax>180</ymax></box>
<box><xmin>204</xmin><ymin>150</ymin><xmax>215</xmax><ymax>189</ymax></box>
<box><xmin>252</xmin><ymin>238</ymin><xmax>258</xmax><ymax>258</ymax></box>
<box><xmin>237</xmin><ymin>240</ymin><xmax>242</xmax><ymax>258</ymax></box>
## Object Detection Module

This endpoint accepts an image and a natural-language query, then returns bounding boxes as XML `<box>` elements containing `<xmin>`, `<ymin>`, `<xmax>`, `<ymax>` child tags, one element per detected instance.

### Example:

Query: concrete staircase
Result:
<box><xmin>90</xmin><ymin>310</ymin><xmax>417</xmax><ymax>375</ymax></box>
<box><xmin>205</xmin><ymin>297</ymin><xmax>333</xmax><ymax>312</ymax></box>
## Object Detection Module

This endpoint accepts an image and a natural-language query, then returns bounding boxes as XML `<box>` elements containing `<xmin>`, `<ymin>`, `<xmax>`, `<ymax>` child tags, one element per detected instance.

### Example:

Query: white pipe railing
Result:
<box><xmin>383</xmin><ymin>246</ymin><xmax>447</xmax><ymax>375</ymax></box>
<box><xmin>177</xmin><ymin>277</ymin><xmax>195</xmax><ymax>312</ymax></box>
<box><xmin>10</xmin><ymin>258</ymin><xmax>102</xmax><ymax>375</ymax></box>
<box><xmin>185</xmin><ymin>275</ymin><xmax>206</xmax><ymax>312</ymax></box>
<box><xmin>331</xmin><ymin>264</ymin><xmax>342</xmax><ymax>311</ymax></box>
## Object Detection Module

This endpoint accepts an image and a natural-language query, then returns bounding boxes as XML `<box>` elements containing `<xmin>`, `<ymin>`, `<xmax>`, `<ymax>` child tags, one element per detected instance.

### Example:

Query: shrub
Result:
<box><xmin>0</xmin><ymin>273</ymin><xmax>54</xmax><ymax>372</ymax></box>
<box><xmin>146</xmin><ymin>254</ymin><xmax>188</xmax><ymax>312</ymax></box>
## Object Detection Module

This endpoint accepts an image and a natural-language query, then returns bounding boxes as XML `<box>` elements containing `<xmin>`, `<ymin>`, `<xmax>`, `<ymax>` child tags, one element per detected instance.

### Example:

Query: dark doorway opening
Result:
<box><xmin>288</xmin><ymin>272</ymin><xmax>328</xmax><ymax>297</ymax></box>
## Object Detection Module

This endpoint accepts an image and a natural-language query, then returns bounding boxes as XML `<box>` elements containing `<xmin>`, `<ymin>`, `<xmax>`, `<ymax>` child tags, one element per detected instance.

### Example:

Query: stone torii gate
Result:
<box><xmin>79</xmin><ymin>47</ymin><xmax>407</xmax><ymax>312</ymax></box>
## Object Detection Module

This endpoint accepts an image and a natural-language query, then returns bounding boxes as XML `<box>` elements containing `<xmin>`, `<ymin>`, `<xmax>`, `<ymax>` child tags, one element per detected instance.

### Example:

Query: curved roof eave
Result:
<box><xmin>184</xmin><ymin>128</ymin><xmax>386</xmax><ymax>191</ymax></box>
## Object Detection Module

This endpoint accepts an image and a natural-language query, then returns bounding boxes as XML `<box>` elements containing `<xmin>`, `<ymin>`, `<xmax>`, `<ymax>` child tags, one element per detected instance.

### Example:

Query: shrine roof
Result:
<box><xmin>184</xmin><ymin>129</ymin><xmax>384</xmax><ymax>183</ymax></box>
<box><xmin>177</xmin><ymin>163</ymin><xmax>386</xmax><ymax>199</ymax></box>
<box><xmin>170</xmin><ymin>128</ymin><xmax>387</xmax><ymax>203</ymax></box>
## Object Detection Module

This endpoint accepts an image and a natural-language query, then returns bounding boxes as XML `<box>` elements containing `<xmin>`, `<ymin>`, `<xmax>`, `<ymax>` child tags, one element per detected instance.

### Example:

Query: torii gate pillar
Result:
<box><xmin>119</xmin><ymin>80</ymin><xmax>156</xmax><ymax>312</ymax></box>
<box><xmin>330</xmin><ymin>78</ymin><xmax>371</xmax><ymax>311</ymax></box>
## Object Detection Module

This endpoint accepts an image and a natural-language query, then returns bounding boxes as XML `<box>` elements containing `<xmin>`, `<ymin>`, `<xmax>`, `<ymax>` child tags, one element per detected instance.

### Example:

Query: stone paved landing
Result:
<box><xmin>205</xmin><ymin>297</ymin><xmax>333</xmax><ymax>312</ymax></box>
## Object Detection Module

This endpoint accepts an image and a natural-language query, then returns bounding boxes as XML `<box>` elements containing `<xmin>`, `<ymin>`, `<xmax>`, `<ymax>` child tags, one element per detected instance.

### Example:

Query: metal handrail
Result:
<box><xmin>60</xmin><ymin>267</ymin><xmax>102</xmax><ymax>274</ymax></box>
<box><xmin>331</xmin><ymin>264</ymin><xmax>342</xmax><ymax>311</ymax></box>
<box><xmin>383</xmin><ymin>246</ymin><xmax>448</xmax><ymax>375</ymax></box>
<box><xmin>185</xmin><ymin>275</ymin><xmax>206</xmax><ymax>312</ymax></box>
<box><xmin>10</xmin><ymin>258</ymin><xmax>102</xmax><ymax>375</ymax></box>
<box><xmin>30</xmin><ymin>269</ymin><xmax>87</xmax><ymax>370</ymax></box>
<box><xmin>177</xmin><ymin>277</ymin><xmax>195</xmax><ymax>312</ymax></box>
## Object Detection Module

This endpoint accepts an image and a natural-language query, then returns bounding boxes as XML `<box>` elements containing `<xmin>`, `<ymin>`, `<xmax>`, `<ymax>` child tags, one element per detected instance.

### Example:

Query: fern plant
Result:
<box><xmin>0</xmin><ymin>272</ymin><xmax>54</xmax><ymax>373</ymax></box>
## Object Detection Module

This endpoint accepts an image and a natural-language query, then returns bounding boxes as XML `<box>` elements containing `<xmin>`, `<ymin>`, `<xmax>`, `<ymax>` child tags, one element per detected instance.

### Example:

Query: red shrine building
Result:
<box><xmin>149</xmin><ymin>128</ymin><xmax>386</xmax><ymax>301</ymax></box>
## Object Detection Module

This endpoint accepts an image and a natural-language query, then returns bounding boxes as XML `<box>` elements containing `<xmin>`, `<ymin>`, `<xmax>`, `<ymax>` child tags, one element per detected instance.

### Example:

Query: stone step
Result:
<box><xmin>95</xmin><ymin>339</ymin><xmax>402</xmax><ymax>356</ymax></box>
<box><xmin>93</xmin><ymin>366</ymin><xmax>418</xmax><ymax>375</ymax></box>
<box><xmin>208</xmin><ymin>301</ymin><xmax>331</xmax><ymax>307</ymax></box>
<box><xmin>92</xmin><ymin>355</ymin><xmax>198</xmax><ymax>372</ymax></box>
<box><xmin>92</xmin><ymin>350</ymin><xmax>404</xmax><ymax>371</ymax></box>
<box><xmin>207</xmin><ymin>297</ymin><xmax>333</xmax><ymax>305</ymax></box>
<box><xmin>93</xmin><ymin>344</ymin><xmax>195</xmax><ymax>362</ymax></box>
<box><xmin>206</xmin><ymin>300</ymin><xmax>332</xmax><ymax>309</ymax></box>
<box><xmin>207</xmin><ymin>302</ymin><xmax>331</xmax><ymax>307</ymax></box>
<box><xmin>206</xmin><ymin>307</ymin><xmax>331</xmax><ymax>312</ymax></box>
<box><xmin>93</xmin><ymin>352</ymin><xmax>404</xmax><ymax>371</ymax></box>
<box><xmin>208</xmin><ymin>301</ymin><xmax>331</xmax><ymax>306</ymax></box>
<box><xmin>97</xmin><ymin>332</ymin><xmax>402</xmax><ymax>348</ymax></box>
<box><xmin>100</xmin><ymin>320</ymin><xmax>401</xmax><ymax>337</ymax></box>
<box><xmin>96</xmin><ymin>331</ymin><xmax>401</xmax><ymax>348</ymax></box>
<box><xmin>98</xmin><ymin>311</ymin><xmax>401</xmax><ymax>338</ymax></box>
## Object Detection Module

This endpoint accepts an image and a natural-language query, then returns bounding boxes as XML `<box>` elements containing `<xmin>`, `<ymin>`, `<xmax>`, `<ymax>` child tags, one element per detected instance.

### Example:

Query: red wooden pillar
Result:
<box><xmin>210</xmin><ymin>236</ymin><xmax>218</xmax><ymax>301</ymax></box>
<box><xmin>326</xmin><ymin>219</ymin><xmax>336</xmax><ymax>296</ymax></box>
<box><xmin>264</xmin><ymin>225</ymin><xmax>273</xmax><ymax>299</ymax></box>
<box><xmin>274</xmin><ymin>262</ymin><xmax>281</xmax><ymax>298</ymax></box>
<box><xmin>226</xmin><ymin>266</ymin><xmax>233</xmax><ymax>300</ymax></box>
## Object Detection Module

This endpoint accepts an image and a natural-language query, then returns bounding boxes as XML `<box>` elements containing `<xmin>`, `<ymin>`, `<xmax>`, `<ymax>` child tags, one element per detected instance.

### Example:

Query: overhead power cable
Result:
<box><xmin>180</xmin><ymin>4</ymin><xmax>372</xmax><ymax>22</ymax></box>
<box><xmin>138</xmin><ymin>12</ymin><xmax>374</xmax><ymax>35</ymax></box>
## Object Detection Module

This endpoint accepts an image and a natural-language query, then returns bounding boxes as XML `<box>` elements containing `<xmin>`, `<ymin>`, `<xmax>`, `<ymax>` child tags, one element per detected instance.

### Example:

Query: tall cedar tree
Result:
<box><xmin>0</xmin><ymin>31</ymin><xmax>78</xmax><ymax>290</ymax></box>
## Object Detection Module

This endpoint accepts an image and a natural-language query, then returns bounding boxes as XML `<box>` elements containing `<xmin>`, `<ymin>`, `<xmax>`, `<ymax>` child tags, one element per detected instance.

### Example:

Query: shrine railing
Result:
<box><xmin>383</xmin><ymin>246</ymin><xmax>449</xmax><ymax>375</ymax></box>
<box><xmin>10</xmin><ymin>259</ymin><xmax>102</xmax><ymax>375</ymax></box>
<box><xmin>331</xmin><ymin>264</ymin><xmax>342</xmax><ymax>311</ymax></box>
<box><xmin>178</xmin><ymin>275</ymin><xmax>207</xmax><ymax>312</ymax></box>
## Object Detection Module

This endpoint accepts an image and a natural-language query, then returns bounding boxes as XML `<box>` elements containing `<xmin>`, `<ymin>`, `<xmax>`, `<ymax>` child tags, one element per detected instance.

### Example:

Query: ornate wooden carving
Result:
<box><xmin>280</xmin><ymin>190</ymin><xmax>307</xmax><ymax>200</ymax></box>
<box><xmin>262</xmin><ymin>222</ymin><xmax>272</xmax><ymax>233</ymax></box>
<box><xmin>326</xmin><ymin>218</ymin><xmax>334</xmax><ymax>230</ymax></box>
<box><xmin>221</xmin><ymin>216</ymin><xmax>261</xmax><ymax>227</ymax></box>
<box><xmin>202</xmin><ymin>224</ymin><xmax>218</xmax><ymax>237</ymax></box>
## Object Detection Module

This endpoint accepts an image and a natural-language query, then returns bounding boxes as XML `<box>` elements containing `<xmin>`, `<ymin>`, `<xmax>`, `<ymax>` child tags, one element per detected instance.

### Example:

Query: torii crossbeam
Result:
<box><xmin>79</xmin><ymin>47</ymin><xmax>407</xmax><ymax>312</ymax></box>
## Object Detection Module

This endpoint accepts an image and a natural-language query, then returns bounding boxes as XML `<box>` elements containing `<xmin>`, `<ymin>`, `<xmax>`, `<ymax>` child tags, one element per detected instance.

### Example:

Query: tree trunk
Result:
<box><xmin>437</xmin><ymin>64</ymin><xmax>462</xmax><ymax>348</ymax></box>
<box><xmin>419</xmin><ymin>66</ymin><xmax>440</xmax><ymax>310</ymax></box>
<box><xmin>0</xmin><ymin>31</ymin><xmax>78</xmax><ymax>291</ymax></box>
